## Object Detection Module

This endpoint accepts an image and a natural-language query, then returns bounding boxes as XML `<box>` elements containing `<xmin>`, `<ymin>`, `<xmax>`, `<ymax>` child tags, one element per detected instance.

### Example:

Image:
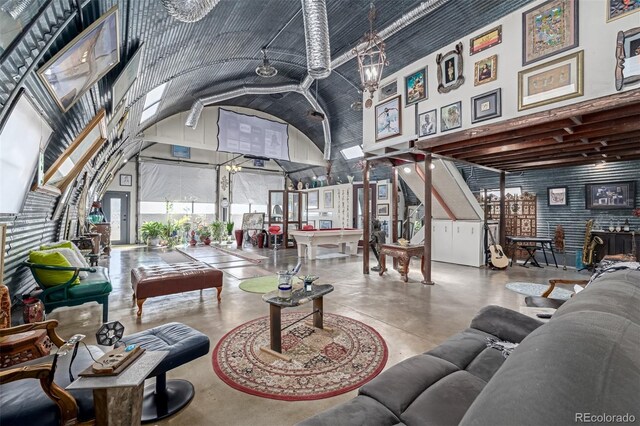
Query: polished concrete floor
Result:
<box><xmin>51</xmin><ymin>245</ymin><xmax>587</xmax><ymax>425</ymax></box>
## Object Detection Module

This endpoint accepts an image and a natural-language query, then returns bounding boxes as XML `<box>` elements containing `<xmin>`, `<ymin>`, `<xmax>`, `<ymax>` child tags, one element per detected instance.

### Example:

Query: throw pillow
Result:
<box><xmin>41</xmin><ymin>241</ymin><xmax>89</xmax><ymax>268</ymax></box>
<box><xmin>40</xmin><ymin>248</ymin><xmax>88</xmax><ymax>279</ymax></box>
<box><xmin>28</xmin><ymin>251</ymin><xmax>81</xmax><ymax>288</ymax></box>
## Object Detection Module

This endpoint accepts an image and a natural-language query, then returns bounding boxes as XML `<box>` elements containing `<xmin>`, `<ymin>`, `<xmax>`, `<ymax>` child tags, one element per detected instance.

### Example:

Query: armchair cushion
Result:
<box><xmin>46</xmin><ymin>267</ymin><xmax>111</xmax><ymax>302</ymax></box>
<box><xmin>40</xmin><ymin>241</ymin><xmax>89</xmax><ymax>268</ymax></box>
<box><xmin>40</xmin><ymin>248</ymin><xmax>88</xmax><ymax>279</ymax></box>
<box><xmin>28</xmin><ymin>251</ymin><xmax>80</xmax><ymax>288</ymax></box>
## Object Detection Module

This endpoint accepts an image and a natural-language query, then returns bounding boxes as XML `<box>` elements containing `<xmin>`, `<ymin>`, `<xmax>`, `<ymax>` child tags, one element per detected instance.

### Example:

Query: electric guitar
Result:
<box><xmin>487</xmin><ymin>225</ymin><xmax>509</xmax><ymax>269</ymax></box>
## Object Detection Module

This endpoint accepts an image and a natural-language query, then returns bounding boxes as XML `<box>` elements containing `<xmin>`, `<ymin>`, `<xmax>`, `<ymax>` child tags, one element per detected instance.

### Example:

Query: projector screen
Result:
<box><xmin>217</xmin><ymin>109</ymin><xmax>290</xmax><ymax>161</ymax></box>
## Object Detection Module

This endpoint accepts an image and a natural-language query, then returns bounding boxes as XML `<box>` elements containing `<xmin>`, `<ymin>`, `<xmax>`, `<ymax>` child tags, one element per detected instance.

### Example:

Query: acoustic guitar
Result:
<box><xmin>487</xmin><ymin>225</ymin><xmax>509</xmax><ymax>269</ymax></box>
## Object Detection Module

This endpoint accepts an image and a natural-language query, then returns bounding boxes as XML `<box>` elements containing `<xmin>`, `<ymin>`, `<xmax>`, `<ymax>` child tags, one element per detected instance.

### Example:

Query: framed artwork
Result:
<box><xmin>404</xmin><ymin>68</ymin><xmax>427</xmax><ymax>106</ymax></box>
<box><xmin>241</xmin><ymin>213</ymin><xmax>265</xmax><ymax>230</ymax></box>
<box><xmin>375</xmin><ymin>95</ymin><xmax>402</xmax><ymax>142</ymax></box>
<box><xmin>471</xmin><ymin>89</ymin><xmax>502</xmax><ymax>123</ymax></box>
<box><xmin>112</xmin><ymin>44</ymin><xmax>144</xmax><ymax>109</ymax></box>
<box><xmin>377</xmin><ymin>204</ymin><xmax>389</xmax><ymax>216</ymax></box>
<box><xmin>107</xmin><ymin>95</ymin><xmax>127</xmax><ymax>136</ymax></box>
<box><xmin>37</xmin><ymin>6</ymin><xmax>120</xmax><ymax>112</ymax></box>
<box><xmin>378</xmin><ymin>80</ymin><xmax>398</xmax><ymax>102</ymax></box>
<box><xmin>319</xmin><ymin>220</ymin><xmax>332</xmax><ymax>229</ymax></box>
<box><xmin>615</xmin><ymin>27</ymin><xmax>640</xmax><ymax>91</ymax></box>
<box><xmin>171</xmin><ymin>145</ymin><xmax>190</xmax><ymax>159</ymax></box>
<box><xmin>308</xmin><ymin>190</ymin><xmax>319</xmax><ymax>209</ymax></box>
<box><xmin>469</xmin><ymin>26</ymin><xmax>502</xmax><ymax>55</ymax></box>
<box><xmin>607</xmin><ymin>0</ymin><xmax>640</xmax><ymax>21</ymax></box>
<box><xmin>378</xmin><ymin>184</ymin><xmax>388</xmax><ymax>200</ymax></box>
<box><xmin>440</xmin><ymin>101</ymin><xmax>462</xmax><ymax>132</ymax></box>
<box><xmin>585</xmin><ymin>182</ymin><xmax>636</xmax><ymax>209</ymax></box>
<box><xmin>323</xmin><ymin>189</ymin><xmax>333</xmax><ymax>209</ymax></box>
<box><xmin>474</xmin><ymin>55</ymin><xmax>498</xmax><ymax>86</ymax></box>
<box><xmin>548</xmin><ymin>186</ymin><xmax>568</xmax><ymax>206</ymax></box>
<box><xmin>522</xmin><ymin>0</ymin><xmax>578</xmax><ymax>66</ymax></box>
<box><xmin>119</xmin><ymin>174</ymin><xmax>132</xmax><ymax>187</ymax></box>
<box><xmin>418</xmin><ymin>109</ymin><xmax>437</xmax><ymax>137</ymax></box>
<box><xmin>436</xmin><ymin>42</ymin><xmax>465</xmax><ymax>93</ymax></box>
<box><xmin>518</xmin><ymin>51</ymin><xmax>584</xmax><ymax>111</ymax></box>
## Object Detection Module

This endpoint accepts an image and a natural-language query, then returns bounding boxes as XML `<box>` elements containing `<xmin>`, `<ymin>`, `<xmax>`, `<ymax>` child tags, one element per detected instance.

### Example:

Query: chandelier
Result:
<box><xmin>354</xmin><ymin>3</ymin><xmax>387</xmax><ymax>108</ymax></box>
<box><xmin>225</xmin><ymin>163</ymin><xmax>242</xmax><ymax>173</ymax></box>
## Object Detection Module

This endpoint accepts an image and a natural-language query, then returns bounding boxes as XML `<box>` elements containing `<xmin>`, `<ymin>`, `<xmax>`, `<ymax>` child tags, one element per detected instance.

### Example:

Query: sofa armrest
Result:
<box><xmin>0</xmin><ymin>319</ymin><xmax>65</xmax><ymax>347</ymax></box>
<box><xmin>470</xmin><ymin>305</ymin><xmax>543</xmax><ymax>343</ymax></box>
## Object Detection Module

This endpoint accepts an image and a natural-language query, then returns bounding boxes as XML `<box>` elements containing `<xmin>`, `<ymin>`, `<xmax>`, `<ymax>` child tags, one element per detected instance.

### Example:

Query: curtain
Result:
<box><xmin>232</xmin><ymin>171</ymin><xmax>284</xmax><ymax>205</ymax></box>
<box><xmin>139</xmin><ymin>161</ymin><xmax>216</xmax><ymax>202</ymax></box>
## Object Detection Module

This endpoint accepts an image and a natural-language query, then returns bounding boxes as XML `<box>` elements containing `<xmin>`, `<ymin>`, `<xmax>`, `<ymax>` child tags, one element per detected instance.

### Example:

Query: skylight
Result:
<box><xmin>340</xmin><ymin>145</ymin><xmax>364</xmax><ymax>160</ymax></box>
<box><xmin>140</xmin><ymin>82</ymin><xmax>169</xmax><ymax>124</ymax></box>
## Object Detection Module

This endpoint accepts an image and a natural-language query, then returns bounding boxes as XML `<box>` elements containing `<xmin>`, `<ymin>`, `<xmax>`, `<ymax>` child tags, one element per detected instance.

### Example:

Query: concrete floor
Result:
<box><xmin>51</xmin><ymin>245</ymin><xmax>587</xmax><ymax>425</ymax></box>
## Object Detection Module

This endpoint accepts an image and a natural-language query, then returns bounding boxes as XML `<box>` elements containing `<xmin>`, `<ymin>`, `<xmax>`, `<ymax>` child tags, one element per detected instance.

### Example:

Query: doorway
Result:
<box><xmin>102</xmin><ymin>191</ymin><xmax>130</xmax><ymax>245</ymax></box>
<box><xmin>352</xmin><ymin>183</ymin><xmax>377</xmax><ymax>230</ymax></box>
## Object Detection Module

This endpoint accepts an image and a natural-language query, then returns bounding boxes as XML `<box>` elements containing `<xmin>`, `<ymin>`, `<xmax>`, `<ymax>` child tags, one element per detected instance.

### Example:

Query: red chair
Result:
<box><xmin>268</xmin><ymin>225</ymin><xmax>282</xmax><ymax>250</ymax></box>
<box><xmin>302</xmin><ymin>224</ymin><xmax>314</xmax><ymax>231</ymax></box>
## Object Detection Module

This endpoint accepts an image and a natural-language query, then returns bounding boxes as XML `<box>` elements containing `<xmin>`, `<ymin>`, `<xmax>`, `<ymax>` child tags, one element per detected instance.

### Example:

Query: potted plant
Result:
<box><xmin>199</xmin><ymin>228</ymin><xmax>212</xmax><ymax>245</ymax></box>
<box><xmin>211</xmin><ymin>221</ymin><xmax>224</xmax><ymax>244</ymax></box>
<box><xmin>226</xmin><ymin>221</ymin><xmax>234</xmax><ymax>237</ymax></box>
<box><xmin>140</xmin><ymin>221</ymin><xmax>164</xmax><ymax>246</ymax></box>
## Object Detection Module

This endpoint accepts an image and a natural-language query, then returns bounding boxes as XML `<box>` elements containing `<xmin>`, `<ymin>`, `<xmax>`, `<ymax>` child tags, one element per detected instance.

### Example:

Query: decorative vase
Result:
<box><xmin>22</xmin><ymin>296</ymin><xmax>45</xmax><ymax>323</ymax></box>
<box><xmin>234</xmin><ymin>230</ymin><xmax>244</xmax><ymax>248</ymax></box>
<box><xmin>623</xmin><ymin>219</ymin><xmax>630</xmax><ymax>232</ymax></box>
<box><xmin>257</xmin><ymin>232</ymin><xmax>265</xmax><ymax>248</ymax></box>
<box><xmin>190</xmin><ymin>230</ymin><xmax>197</xmax><ymax>246</ymax></box>
<box><xmin>204</xmin><ymin>237</ymin><xmax>211</xmax><ymax>245</ymax></box>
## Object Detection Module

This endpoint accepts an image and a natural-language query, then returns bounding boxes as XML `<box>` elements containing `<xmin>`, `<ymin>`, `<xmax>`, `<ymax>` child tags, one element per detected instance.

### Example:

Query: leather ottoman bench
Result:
<box><xmin>131</xmin><ymin>262</ymin><xmax>222</xmax><ymax>316</ymax></box>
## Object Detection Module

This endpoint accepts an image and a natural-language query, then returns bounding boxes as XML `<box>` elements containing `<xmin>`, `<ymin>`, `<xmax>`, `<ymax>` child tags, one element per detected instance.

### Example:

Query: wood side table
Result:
<box><xmin>379</xmin><ymin>243</ymin><xmax>425</xmax><ymax>283</ymax></box>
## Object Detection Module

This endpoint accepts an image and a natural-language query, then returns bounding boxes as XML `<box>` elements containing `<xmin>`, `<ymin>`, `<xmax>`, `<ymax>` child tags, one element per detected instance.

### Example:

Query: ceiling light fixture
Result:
<box><xmin>256</xmin><ymin>48</ymin><xmax>278</xmax><ymax>78</ymax></box>
<box><xmin>354</xmin><ymin>3</ymin><xmax>387</xmax><ymax>109</ymax></box>
<box><xmin>403</xmin><ymin>166</ymin><xmax>411</xmax><ymax>173</ymax></box>
<box><xmin>225</xmin><ymin>163</ymin><xmax>242</xmax><ymax>173</ymax></box>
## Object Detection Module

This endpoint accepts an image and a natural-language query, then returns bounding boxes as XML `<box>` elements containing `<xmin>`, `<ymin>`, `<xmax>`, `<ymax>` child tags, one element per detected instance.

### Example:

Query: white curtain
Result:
<box><xmin>139</xmin><ymin>161</ymin><xmax>216</xmax><ymax>203</ymax></box>
<box><xmin>232</xmin><ymin>171</ymin><xmax>284</xmax><ymax>205</ymax></box>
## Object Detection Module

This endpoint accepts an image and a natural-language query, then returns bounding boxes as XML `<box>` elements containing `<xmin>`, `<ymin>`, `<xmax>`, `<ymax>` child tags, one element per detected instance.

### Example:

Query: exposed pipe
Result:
<box><xmin>161</xmin><ymin>0</ymin><xmax>220</xmax><ymax>23</ymax></box>
<box><xmin>301</xmin><ymin>0</ymin><xmax>331</xmax><ymax>79</ymax></box>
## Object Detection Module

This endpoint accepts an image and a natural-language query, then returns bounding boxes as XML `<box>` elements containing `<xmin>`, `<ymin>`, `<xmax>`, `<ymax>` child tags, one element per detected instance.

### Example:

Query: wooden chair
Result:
<box><xmin>524</xmin><ymin>278</ymin><xmax>589</xmax><ymax>309</ymax></box>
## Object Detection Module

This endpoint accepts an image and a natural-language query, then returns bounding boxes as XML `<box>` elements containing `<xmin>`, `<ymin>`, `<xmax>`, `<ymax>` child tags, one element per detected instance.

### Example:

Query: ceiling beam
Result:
<box><xmin>504</xmin><ymin>154</ymin><xmax>640</xmax><ymax>171</ymax></box>
<box><xmin>490</xmin><ymin>146</ymin><xmax>640</xmax><ymax>169</ymax></box>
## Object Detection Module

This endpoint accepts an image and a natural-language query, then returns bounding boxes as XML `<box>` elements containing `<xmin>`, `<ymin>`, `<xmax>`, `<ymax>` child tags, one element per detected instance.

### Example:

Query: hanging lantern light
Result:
<box><xmin>354</xmin><ymin>3</ymin><xmax>387</xmax><ymax>108</ymax></box>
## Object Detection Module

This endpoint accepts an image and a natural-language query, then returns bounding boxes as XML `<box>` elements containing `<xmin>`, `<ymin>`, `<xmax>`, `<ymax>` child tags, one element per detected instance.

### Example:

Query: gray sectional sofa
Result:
<box><xmin>300</xmin><ymin>268</ymin><xmax>640</xmax><ymax>426</ymax></box>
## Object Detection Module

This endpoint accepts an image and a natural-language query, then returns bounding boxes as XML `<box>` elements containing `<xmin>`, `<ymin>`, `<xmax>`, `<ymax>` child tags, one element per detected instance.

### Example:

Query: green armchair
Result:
<box><xmin>22</xmin><ymin>262</ymin><xmax>112</xmax><ymax>323</ymax></box>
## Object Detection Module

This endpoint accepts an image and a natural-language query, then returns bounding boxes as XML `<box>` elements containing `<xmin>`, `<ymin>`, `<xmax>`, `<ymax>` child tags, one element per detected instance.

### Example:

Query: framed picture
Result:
<box><xmin>404</xmin><ymin>68</ymin><xmax>427</xmax><ymax>106</ymax></box>
<box><xmin>518</xmin><ymin>51</ymin><xmax>584</xmax><ymax>111</ymax></box>
<box><xmin>474</xmin><ymin>55</ymin><xmax>497</xmax><ymax>86</ymax></box>
<box><xmin>471</xmin><ymin>89</ymin><xmax>501</xmax><ymax>124</ymax></box>
<box><xmin>418</xmin><ymin>109</ymin><xmax>437</xmax><ymax>137</ymax></box>
<box><xmin>378</xmin><ymin>80</ymin><xmax>398</xmax><ymax>102</ymax></box>
<box><xmin>441</xmin><ymin>101</ymin><xmax>462</xmax><ymax>132</ymax></box>
<box><xmin>323</xmin><ymin>190</ymin><xmax>333</xmax><ymax>209</ymax></box>
<box><xmin>607</xmin><ymin>0</ymin><xmax>640</xmax><ymax>22</ymax></box>
<box><xmin>112</xmin><ymin>44</ymin><xmax>144</xmax><ymax>110</ymax></box>
<box><xmin>585</xmin><ymin>182</ymin><xmax>636</xmax><ymax>209</ymax></box>
<box><xmin>37</xmin><ymin>6</ymin><xmax>120</xmax><ymax>112</ymax></box>
<box><xmin>469</xmin><ymin>26</ymin><xmax>502</xmax><ymax>55</ymax></box>
<box><xmin>378</xmin><ymin>184</ymin><xmax>388</xmax><ymax>200</ymax></box>
<box><xmin>436</xmin><ymin>42</ymin><xmax>465</xmax><ymax>93</ymax></box>
<box><xmin>319</xmin><ymin>220</ymin><xmax>332</xmax><ymax>229</ymax></box>
<box><xmin>377</xmin><ymin>204</ymin><xmax>389</xmax><ymax>216</ymax></box>
<box><xmin>548</xmin><ymin>186</ymin><xmax>568</xmax><ymax>206</ymax></box>
<box><xmin>615</xmin><ymin>27</ymin><xmax>640</xmax><ymax>91</ymax></box>
<box><xmin>375</xmin><ymin>95</ymin><xmax>402</xmax><ymax>142</ymax></box>
<box><xmin>119</xmin><ymin>174</ymin><xmax>132</xmax><ymax>187</ymax></box>
<box><xmin>308</xmin><ymin>190</ymin><xmax>319</xmax><ymax>209</ymax></box>
<box><xmin>171</xmin><ymin>145</ymin><xmax>191</xmax><ymax>159</ymax></box>
<box><xmin>522</xmin><ymin>0</ymin><xmax>578</xmax><ymax>66</ymax></box>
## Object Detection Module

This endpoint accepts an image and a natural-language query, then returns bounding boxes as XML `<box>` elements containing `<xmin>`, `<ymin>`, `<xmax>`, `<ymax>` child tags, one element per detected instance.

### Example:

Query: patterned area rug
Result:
<box><xmin>506</xmin><ymin>282</ymin><xmax>573</xmax><ymax>300</ymax></box>
<box><xmin>213</xmin><ymin>312</ymin><xmax>388</xmax><ymax>401</ymax></box>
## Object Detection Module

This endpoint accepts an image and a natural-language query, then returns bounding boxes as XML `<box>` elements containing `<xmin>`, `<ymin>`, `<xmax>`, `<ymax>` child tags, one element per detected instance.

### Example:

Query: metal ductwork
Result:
<box><xmin>301</xmin><ymin>0</ymin><xmax>331</xmax><ymax>79</ymax></box>
<box><xmin>161</xmin><ymin>0</ymin><xmax>220</xmax><ymax>23</ymax></box>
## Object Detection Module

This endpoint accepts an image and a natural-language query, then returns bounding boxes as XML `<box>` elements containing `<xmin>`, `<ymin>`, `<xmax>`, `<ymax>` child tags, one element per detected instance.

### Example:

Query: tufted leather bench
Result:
<box><xmin>131</xmin><ymin>262</ymin><xmax>223</xmax><ymax>316</ymax></box>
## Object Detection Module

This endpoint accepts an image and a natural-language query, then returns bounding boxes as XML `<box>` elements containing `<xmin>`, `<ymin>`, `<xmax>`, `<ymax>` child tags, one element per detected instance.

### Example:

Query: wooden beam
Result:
<box><xmin>499</xmin><ymin>172</ymin><xmax>506</xmax><ymax>248</ymax></box>
<box><xmin>499</xmin><ymin>148</ymin><xmax>640</xmax><ymax>169</ymax></box>
<box><xmin>456</xmin><ymin>138</ymin><xmax>558</xmax><ymax>159</ymax></box>
<box><xmin>392</xmin><ymin>167</ymin><xmax>399</xmax><ymax>243</ymax></box>
<box><xmin>423</xmin><ymin>154</ymin><xmax>434</xmax><ymax>285</ymax></box>
<box><xmin>363</xmin><ymin>161</ymin><xmax>370</xmax><ymax>275</ymax></box>
<box><xmin>505</xmin><ymin>154</ymin><xmax>640</xmax><ymax>171</ymax></box>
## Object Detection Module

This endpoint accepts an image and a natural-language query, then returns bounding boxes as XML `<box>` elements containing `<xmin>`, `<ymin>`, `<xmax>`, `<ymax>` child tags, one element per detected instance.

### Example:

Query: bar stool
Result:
<box><xmin>268</xmin><ymin>225</ymin><xmax>282</xmax><ymax>250</ymax></box>
<box><xmin>302</xmin><ymin>224</ymin><xmax>314</xmax><ymax>231</ymax></box>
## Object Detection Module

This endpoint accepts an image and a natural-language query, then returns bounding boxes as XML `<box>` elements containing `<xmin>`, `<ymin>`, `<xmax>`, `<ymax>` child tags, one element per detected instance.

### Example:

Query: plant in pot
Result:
<box><xmin>140</xmin><ymin>221</ymin><xmax>164</xmax><ymax>246</ymax></box>
<box><xmin>200</xmin><ymin>228</ymin><xmax>212</xmax><ymax>245</ymax></box>
<box><xmin>226</xmin><ymin>221</ymin><xmax>234</xmax><ymax>239</ymax></box>
<box><xmin>211</xmin><ymin>221</ymin><xmax>224</xmax><ymax>244</ymax></box>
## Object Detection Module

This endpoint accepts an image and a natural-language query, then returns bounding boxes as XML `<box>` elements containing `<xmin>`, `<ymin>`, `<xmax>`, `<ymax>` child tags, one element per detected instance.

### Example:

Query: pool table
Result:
<box><xmin>289</xmin><ymin>228</ymin><xmax>363</xmax><ymax>260</ymax></box>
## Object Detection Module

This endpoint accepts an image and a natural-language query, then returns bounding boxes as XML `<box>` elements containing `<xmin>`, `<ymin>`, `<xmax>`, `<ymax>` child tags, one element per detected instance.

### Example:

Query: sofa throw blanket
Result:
<box><xmin>486</xmin><ymin>337</ymin><xmax>519</xmax><ymax>359</ymax></box>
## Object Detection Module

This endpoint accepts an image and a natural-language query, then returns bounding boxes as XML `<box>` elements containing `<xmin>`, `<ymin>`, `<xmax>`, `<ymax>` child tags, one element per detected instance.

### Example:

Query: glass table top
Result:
<box><xmin>262</xmin><ymin>283</ymin><xmax>334</xmax><ymax>307</ymax></box>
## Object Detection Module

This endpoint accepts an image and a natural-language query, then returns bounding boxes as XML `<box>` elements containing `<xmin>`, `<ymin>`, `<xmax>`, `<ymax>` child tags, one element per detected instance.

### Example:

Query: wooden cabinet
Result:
<box><xmin>431</xmin><ymin>220</ymin><xmax>483</xmax><ymax>267</ymax></box>
<box><xmin>592</xmin><ymin>230</ymin><xmax>639</xmax><ymax>261</ymax></box>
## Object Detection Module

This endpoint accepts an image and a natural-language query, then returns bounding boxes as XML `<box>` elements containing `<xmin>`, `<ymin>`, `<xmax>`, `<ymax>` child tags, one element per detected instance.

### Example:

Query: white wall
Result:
<box><xmin>104</xmin><ymin>161</ymin><xmax>137</xmax><ymax>243</ymax></box>
<box><xmin>363</xmin><ymin>0</ymin><xmax>640</xmax><ymax>153</ymax></box>
<box><xmin>303</xmin><ymin>183</ymin><xmax>353</xmax><ymax>229</ymax></box>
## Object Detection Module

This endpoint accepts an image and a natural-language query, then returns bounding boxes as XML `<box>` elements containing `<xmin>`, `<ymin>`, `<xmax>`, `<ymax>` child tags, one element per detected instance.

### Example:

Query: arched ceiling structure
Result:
<box><xmin>0</xmin><ymin>0</ymin><xmax>534</xmax><ymax>195</ymax></box>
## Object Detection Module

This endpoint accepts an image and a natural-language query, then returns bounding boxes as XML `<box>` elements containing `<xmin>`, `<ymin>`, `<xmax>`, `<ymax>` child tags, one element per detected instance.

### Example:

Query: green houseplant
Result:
<box><xmin>226</xmin><ymin>221</ymin><xmax>234</xmax><ymax>236</ymax></box>
<box><xmin>211</xmin><ymin>221</ymin><xmax>224</xmax><ymax>243</ymax></box>
<box><xmin>140</xmin><ymin>221</ymin><xmax>164</xmax><ymax>246</ymax></box>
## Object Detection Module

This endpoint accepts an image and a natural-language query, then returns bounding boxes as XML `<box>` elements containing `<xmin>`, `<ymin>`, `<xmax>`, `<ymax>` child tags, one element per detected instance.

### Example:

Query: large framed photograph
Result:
<box><xmin>375</xmin><ymin>95</ymin><xmax>402</xmax><ymax>142</ymax></box>
<box><xmin>319</xmin><ymin>220</ymin><xmax>332</xmax><ymax>229</ymax></box>
<box><xmin>518</xmin><ymin>51</ymin><xmax>584</xmax><ymax>111</ymax></box>
<box><xmin>436</xmin><ymin>42</ymin><xmax>464</xmax><ymax>93</ymax></box>
<box><xmin>548</xmin><ymin>186</ymin><xmax>568</xmax><ymax>206</ymax></box>
<box><xmin>469</xmin><ymin>26</ymin><xmax>502</xmax><ymax>55</ymax></box>
<box><xmin>418</xmin><ymin>109</ymin><xmax>437</xmax><ymax>137</ymax></box>
<box><xmin>522</xmin><ymin>0</ymin><xmax>578</xmax><ymax>66</ymax></box>
<box><xmin>607</xmin><ymin>0</ymin><xmax>640</xmax><ymax>22</ymax></box>
<box><xmin>404</xmin><ymin>68</ymin><xmax>427</xmax><ymax>106</ymax></box>
<box><xmin>474</xmin><ymin>55</ymin><xmax>497</xmax><ymax>86</ymax></box>
<box><xmin>441</xmin><ymin>101</ymin><xmax>462</xmax><ymax>132</ymax></box>
<box><xmin>323</xmin><ymin>189</ymin><xmax>333</xmax><ymax>209</ymax></box>
<box><xmin>378</xmin><ymin>184</ymin><xmax>388</xmax><ymax>200</ymax></box>
<box><xmin>378</xmin><ymin>80</ymin><xmax>398</xmax><ymax>102</ymax></box>
<box><xmin>308</xmin><ymin>190</ymin><xmax>319</xmax><ymax>209</ymax></box>
<box><xmin>37</xmin><ymin>6</ymin><xmax>120</xmax><ymax>112</ymax></box>
<box><xmin>112</xmin><ymin>44</ymin><xmax>144</xmax><ymax>109</ymax></box>
<box><xmin>615</xmin><ymin>27</ymin><xmax>640</xmax><ymax>91</ymax></box>
<box><xmin>377</xmin><ymin>204</ymin><xmax>389</xmax><ymax>216</ymax></box>
<box><xmin>471</xmin><ymin>89</ymin><xmax>501</xmax><ymax>124</ymax></box>
<box><xmin>585</xmin><ymin>182</ymin><xmax>636</xmax><ymax>209</ymax></box>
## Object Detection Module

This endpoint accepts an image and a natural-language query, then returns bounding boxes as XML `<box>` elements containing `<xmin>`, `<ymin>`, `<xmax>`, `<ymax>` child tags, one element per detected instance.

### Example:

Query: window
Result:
<box><xmin>139</xmin><ymin>82</ymin><xmax>168</xmax><ymax>124</ymax></box>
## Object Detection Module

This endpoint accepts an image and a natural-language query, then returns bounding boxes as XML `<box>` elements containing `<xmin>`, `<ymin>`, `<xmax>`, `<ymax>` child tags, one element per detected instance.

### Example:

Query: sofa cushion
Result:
<box><xmin>40</xmin><ymin>241</ymin><xmax>89</xmax><ymax>267</ymax></box>
<box><xmin>400</xmin><ymin>370</ymin><xmax>486</xmax><ymax>426</ymax></box>
<box><xmin>40</xmin><ymin>247</ymin><xmax>88</xmax><ymax>279</ymax></box>
<box><xmin>464</xmin><ymin>346</ymin><xmax>507</xmax><ymax>383</ymax></box>
<box><xmin>469</xmin><ymin>305</ymin><xmax>543</xmax><ymax>343</ymax></box>
<box><xmin>425</xmin><ymin>328</ymin><xmax>493</xmax><ymax>370</ymax></box>
<box><xmin>28</xmin><ymin>251</ymin><xmax>80</xmax><ymax>287</ymax></box>
<box><xmin>298</xmin><ymin>395</ymin><xmax>400</xmax><ymax>426</ymax></box>
<box><xmin>46</xmin><ymin>267</ymin><xmax>111</xmax><ymax>302</ymax></box>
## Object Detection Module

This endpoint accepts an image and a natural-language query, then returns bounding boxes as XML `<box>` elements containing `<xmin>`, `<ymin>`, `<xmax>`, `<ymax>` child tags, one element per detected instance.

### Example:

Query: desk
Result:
<box><xmin>379</xmin><ymin>243</ymin><xmax>425</xmax><ymax>283</ymax></box>
<box><xmin>290</xmin><ymin>229</ymin><xmax>362</xmax><ymax>260</ymax></box>
<box><xmin>67</xmin><ymin>350</ymin><xmax>167</xmax><ymax>426</ymax></box>
<box><xmin>507</xmin><ymin>236</ymin><xmax>558</xmax><ymax>268</ymax></box>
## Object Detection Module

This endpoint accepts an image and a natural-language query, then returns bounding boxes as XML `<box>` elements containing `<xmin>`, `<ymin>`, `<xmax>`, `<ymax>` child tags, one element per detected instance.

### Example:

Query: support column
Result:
<box><xmin>392</xmin><ymin>166</ymin><xmax>399</xmax><ymax>243</ymax></box>
<box><xmin>363</xmin><ymin>161</ymin><xmax>371</xmax><ymax>274</ymax></box>
<box><xmin>499</xmin><ymin>171</ymin><xmax>506</xmax><ymax>247</ymax></box>
<box><xmin>423</xmin><ymin>155</ymin><xmax>434</xmax><ymax>285</ymax></box>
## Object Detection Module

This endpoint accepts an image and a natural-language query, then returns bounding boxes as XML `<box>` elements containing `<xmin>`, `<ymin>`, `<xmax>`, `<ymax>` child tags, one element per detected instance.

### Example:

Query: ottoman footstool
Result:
<box><xmin>118</xmin><ymin>322</ymin><xmax>210</xmax><ymax>423</ymax></box>
<box><xmin>131</xmin><ymin>262</ymin><xmax>223</xmax><ymax>316</ymax></box>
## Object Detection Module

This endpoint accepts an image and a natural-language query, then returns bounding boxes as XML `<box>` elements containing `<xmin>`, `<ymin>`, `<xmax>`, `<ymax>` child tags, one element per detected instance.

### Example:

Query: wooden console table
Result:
<box><xmin>379</xmin><ymin>243</ymin><xmax>425</xmax><ymax>283</ymax></box>
<box><xmin>592</xmin><ymin>230</ymin><xmax>639</xmax><ymax>261</ymax></box>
